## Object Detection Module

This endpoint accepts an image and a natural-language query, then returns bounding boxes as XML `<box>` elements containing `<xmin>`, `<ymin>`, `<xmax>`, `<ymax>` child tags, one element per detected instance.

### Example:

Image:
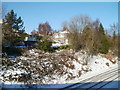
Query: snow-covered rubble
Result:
<box><xmin>1</xmin><ymin>49</ymin><xmax>118</xmax><ymax>85</ymax></box>
<box><xmin>87</xmin><ymin>55</ymin><xmax>117</xmax><ymax>72</ymax></box>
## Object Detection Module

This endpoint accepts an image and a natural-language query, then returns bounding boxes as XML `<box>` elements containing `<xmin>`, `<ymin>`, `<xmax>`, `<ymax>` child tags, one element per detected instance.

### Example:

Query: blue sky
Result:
<box><xmin>3</xmin><ymin>2</ymin><xmax>118</xmax><ymax>33</ymax></box>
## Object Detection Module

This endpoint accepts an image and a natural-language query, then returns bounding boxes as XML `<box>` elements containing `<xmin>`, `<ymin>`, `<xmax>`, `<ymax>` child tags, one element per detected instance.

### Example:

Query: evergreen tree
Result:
<box><xmin>100</xmin><ymin>36</ymin><xmax>109</xmax><ymax>54</ymax></box>
<box><xmin>99</xmin><ymin>23</ymin><xmax>109</xmax><ymax>54</ymax></box>
<box><xmin>99</xmin><ymin>23</ymin><xmax>105</xmax><ymax>35</ymax></box>
<box><xmin>113</xmin><ymin>31</ymin><xmax>116</xmax><ymax>41</ymax></box>
<box><xmin>112</xmin><ymin>31</ymin><xmax>116</xmax><ymax>48</ymax></box>
<box><xmin>2</xmin><ymin>10</ymin><xmax>25</xmax><ymax>46</ymax></box>
<box><xmin>38</xmin><ymin>38</ymin><xmax>53</xmax><ymax>52</ymax></box>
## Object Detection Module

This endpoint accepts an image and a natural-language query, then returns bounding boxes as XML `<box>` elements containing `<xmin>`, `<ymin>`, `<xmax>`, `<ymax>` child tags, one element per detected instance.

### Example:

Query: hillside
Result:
<box><xmin>0</xmin><ymin>49</ymin><xmax>118</xmax><ymax>86</ymax></box>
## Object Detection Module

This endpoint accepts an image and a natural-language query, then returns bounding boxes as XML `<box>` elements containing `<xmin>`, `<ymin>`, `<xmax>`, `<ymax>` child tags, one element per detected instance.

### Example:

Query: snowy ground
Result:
<box><xmin>0</xmin><ymin>49</ymin><xmax>118</xmax><ymax>89</ymax></box>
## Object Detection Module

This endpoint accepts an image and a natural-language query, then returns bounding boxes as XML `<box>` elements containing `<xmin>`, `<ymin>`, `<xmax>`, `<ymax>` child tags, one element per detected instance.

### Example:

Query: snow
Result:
<box><xmin>68</xmin><ymin>63</ymin><xmax>118</xmax><ymax>84</ymax></box>
<box><xmin>87</xmin><ymin>55</ymin><xmax>118</xmax><ymax>72</ymax></box>
<box><xmin>65</xmin><ymin>60</ymin><xmax>82</xmax><ymax>77</ymax></box>
<box><xmin>19</xmin><ymin>56</ymin><xmax>32</xmax><ymax>60</ymax></box>
<box><xmin>51</xmin><ymin>43</ymin><xmax>62</xmax><ymax>47</ymax></box>
<box><xmin>64</xmin><ymin>53</ymin><xmax>118</xmax><ymax>84</ymax></box>
<box><xmin>1</xmin><ymin>49</ymin><xmax>118</xmax><ymax>89</ymax></box>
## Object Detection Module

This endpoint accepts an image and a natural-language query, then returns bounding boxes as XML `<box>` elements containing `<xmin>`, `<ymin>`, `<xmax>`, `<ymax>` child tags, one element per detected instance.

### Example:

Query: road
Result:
<box><xmin>60</xmin><ymin>67</ymin><xmax>119</xmax><ymax>89</ymax></box>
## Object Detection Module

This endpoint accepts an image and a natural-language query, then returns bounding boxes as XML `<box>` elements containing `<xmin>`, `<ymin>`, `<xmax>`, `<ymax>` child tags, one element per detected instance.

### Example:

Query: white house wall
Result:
<box><xmin>52</xmin><ymin>30</ymin><xmax>69</xmax><ymax>46</ymax></box>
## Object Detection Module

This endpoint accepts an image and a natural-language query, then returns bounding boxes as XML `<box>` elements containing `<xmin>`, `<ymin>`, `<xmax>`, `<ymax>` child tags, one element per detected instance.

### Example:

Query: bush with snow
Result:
<box><xmin>1</xmin><ymin>49</ymin><xmax>117</xmax><ymax>85</ymax></box>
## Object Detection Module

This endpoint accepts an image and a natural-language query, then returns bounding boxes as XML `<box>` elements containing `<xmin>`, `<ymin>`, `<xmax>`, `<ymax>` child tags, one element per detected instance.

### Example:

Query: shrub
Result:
<box><xmin>2</xmin><ymin>47</ymin><xmax>22</xmax><ymax>56</ymax></box>
<box><xmin>38</xmin><ymin>39</ymin><xmax>54</xmax><ymax>52</ymax></box>
<box><xmin>58</xmin><ymin>45</ymin><xmax>71</xmax><ymax>50</ymax></box>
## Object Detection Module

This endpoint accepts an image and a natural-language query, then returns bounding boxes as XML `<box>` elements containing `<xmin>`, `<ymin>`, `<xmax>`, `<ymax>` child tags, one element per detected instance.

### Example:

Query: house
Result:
<box><xmin>52</xmin><ymin>29</ymin><xmax>69</xmax><ymax>47</ymax></box>
<box><xmin>25</xmin><ymin>34</ymin><xmax>37</xmax><ymax>42</ymax></box>
<box><xmin>24</xmin><ymin>34</ymin><xmax>38</xmax><ymax>48</ymax></box>
<box><xmin>0</xmin><ymin>19</ymin><xmax>2</xmax><ymax>24</ymax></box>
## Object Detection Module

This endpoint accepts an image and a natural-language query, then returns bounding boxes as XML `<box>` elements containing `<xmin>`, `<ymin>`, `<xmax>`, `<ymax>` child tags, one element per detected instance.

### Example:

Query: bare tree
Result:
<box><xmin>31</xmin><ymin>30</ymin><xmax>38</xmax><ymax>35</ymax></box>
<box><xmin>109</xmin><ymin>23</ymin><xmax>118</xmax><ymax>55</ymax></box>
<box><xmin>63</xmin><ymin>15</ymin><xmax>91</xmax><ymax>51</ymax></box>
<box><xmin>38</xmin><ymin>22</ymin><xmax>52</xmax><ymax>36</ymax></box>
<box><xmin>63</xmin><ymin>16</ymin><xmax>107</xmax><ymax>55</ymax></box>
